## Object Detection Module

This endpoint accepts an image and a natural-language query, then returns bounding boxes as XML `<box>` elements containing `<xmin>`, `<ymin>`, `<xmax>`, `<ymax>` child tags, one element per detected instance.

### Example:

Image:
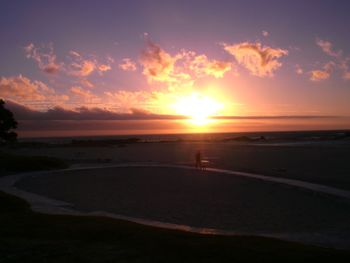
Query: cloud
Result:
<box><xmin>69</xmin><ymin>60</ymin><xmax>96</xmax><ymax>77</ymax></box>
<box><xmin>70</xmin><ymin>86</ymin><xmax>101</xmax><ymax>103</ymax></box>
<box><xmin>262</xmin><ymin>31</ymin><xmax>269</xmax><ymax>37</ymax></box>
<box><xmin>79</xmin><ymin>79</ymin><xmax>94</xmax><ymax>88</ymax></box>
<box><xmin>66</xmin><ymin>50</ymin><xmax>113</xmax><ymax>77</ymax></box>
<box><xmin>140</xmin><ymin>40</ymin><xmax>233</xmax><ymax>91</ymax></box>
<box><xmin>310</xmin><ymin>70</ymin><xmax>330</xmax><ymax>81</ymax></box>
<box><xmin>119</xmin><ymin>58</ymin><xmax>137</xmax><ymax>71</ymax></box>
<box><xmin>183</xmin><ymin>52</ymin><xmax>232</xmax><ymax>78</ymax></box>
<box><xmin>223</xmin><ymin>42</ymin><xmax>288</xmax><ymax>77</ymax></box>
<box><xmin>0</xmin><ymin>75</ymin><xmax>68</xmax><ymax>104</ymax></box>
<box><xmin>295</xmin><ymin>64</ymin><xmax>303</xmax><ymax>75</ymax></box>
<box><xmin>24</xmin><ymin>44</ymin><xmax>113</xmax><ymax>80</ymax></box>
<box><xmin>140</xmin><ymin>40</ymin><xmax>177</xmax><ymax>83</ymax></box>
<box><xmin>68</xmin><ymin>59</ymin><xmax>112</xmax><ymax>77</ymax></box>
<box><xmin>5</xmin><ymin>99</ymin><xmax>180</xmax><ymax>121</ymax></box>
<box><xmin>343</xmin><ymin>71</ymin><xmax>350</xmax><ymax>80</ymax></box>
<box><xmin>69</xmin><ymin>50</ymin><xmax>81</xmax><ymax>57</ymax></box>
<box><xmin>6</xmin><ymin>99</ymin><xmax>334</xmax><ymax>123</ymax></box>
<box><xmin>98</xmin><ymin>64</ymin><xmax>112</xmax><ymax>72</ymax></box>
<box><xmin>24</xmin><ymin>43</ymin><xmax>61</xmax><ymax>74</ymax></box>
<box><xmin>1</xmin><ymin>75</ymin><xmax>170</xmax><ymax>114</ymax></box>
<box><xmin>104</xmin><ymin>90</ymin><xmax>156</xmax><ymax>113</ymax></box>
<box><xmin>309</xmin><ymin>61</ymin><xmax>335</xmax><ymax>81</ymax></box>
<box><xmin>339</xmin><ymin>59</ymin><xmax>350</xmax><ymax>80</ymax></box>
<box><xmin>315</xmin><ymin>38</ymin><xmax>350</xmax><ymax>81</ymax></box>
<box><xmin>202</xmin><ymin>59</ymin><xmax>232</xmax><ymax>78</ymax></box>
<box><xmin>316</xmin><ymin>39</ymin><xmax>342</xmax><ymax>58</ymax></box>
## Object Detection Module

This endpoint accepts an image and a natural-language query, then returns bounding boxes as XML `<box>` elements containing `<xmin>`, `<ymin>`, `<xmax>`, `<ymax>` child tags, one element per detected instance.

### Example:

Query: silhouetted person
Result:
<box><xmin>195</xmin><ymin>150</ymin><xmax>201</xmax><ymax>169</ymax></box>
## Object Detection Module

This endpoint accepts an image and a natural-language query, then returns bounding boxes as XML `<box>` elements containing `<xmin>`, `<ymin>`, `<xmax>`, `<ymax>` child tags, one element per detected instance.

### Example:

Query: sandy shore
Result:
<box><xmin>7</xmin><ymin>141</ymin><xmax>350</xmax><ymax>190</ymax></box>
<box><xmin>15</xmin><ymin>165</ymin><xmax>350</xmax><ymax>248</ymax></box>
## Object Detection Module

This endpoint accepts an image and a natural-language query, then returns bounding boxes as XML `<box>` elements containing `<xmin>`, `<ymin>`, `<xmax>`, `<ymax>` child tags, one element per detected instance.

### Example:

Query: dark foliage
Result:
<box><xmin>0</xmin><ymin>153</ymin><xmax>68</xmax><ymax>174</ymax></box>
<box><xmin>0</xmin><ymin>99</ymin><xmax>18</xmax><ymax>143</ymax></box>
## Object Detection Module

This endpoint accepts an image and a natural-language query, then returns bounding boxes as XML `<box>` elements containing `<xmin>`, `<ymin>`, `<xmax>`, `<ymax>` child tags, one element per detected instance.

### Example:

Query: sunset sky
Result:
<box><xmin>1</xmin><ymin>0</ymin><xmax>350</xmax><ymax>136</ymax></box>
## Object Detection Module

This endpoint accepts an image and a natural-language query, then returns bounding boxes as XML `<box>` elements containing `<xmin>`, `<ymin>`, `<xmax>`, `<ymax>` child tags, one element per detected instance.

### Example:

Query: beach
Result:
<box><xmin>7</xmin><ymin>139</ymin><xmax>350</xmax><ymax>190</ymax></box>
<box><xmin>14</xmin><ymin>166</ymin><xmax>350</xmax><ymax>234</ymax></box>
<box><xmin>3</xmin><ymin>138</ymin><xmax>348</xmax><ymax>249</ymax></box>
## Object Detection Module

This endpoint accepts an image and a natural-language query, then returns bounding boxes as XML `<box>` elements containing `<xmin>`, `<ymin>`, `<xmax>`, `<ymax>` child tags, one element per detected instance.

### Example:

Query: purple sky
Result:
<box><xmin>1</xmin><ymin>0</ymin><xmax>350</xmax><ymax>136</ymax></box>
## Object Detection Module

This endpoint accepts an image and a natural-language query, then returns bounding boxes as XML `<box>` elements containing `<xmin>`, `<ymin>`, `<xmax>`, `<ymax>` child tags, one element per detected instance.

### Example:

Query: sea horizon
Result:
<box><xmin>17</xmin><ymin>128</ymin><xmax>350</xmax><ymax>144</ymax></box>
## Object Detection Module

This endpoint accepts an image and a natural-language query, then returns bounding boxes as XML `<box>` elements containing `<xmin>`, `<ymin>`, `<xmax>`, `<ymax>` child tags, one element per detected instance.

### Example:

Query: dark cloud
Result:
<box><xmin>5</xmin><ymin>100</ymin><xmax>336</xmax><ymax>122</ymax></box>
<box><xmin>5</xmin><ymin>100</ymin><xmax>182</xmax><ymax>121</ymax></box>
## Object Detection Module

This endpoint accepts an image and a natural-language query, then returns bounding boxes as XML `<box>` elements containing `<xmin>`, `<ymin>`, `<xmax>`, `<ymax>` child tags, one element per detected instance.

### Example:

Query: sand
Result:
<box><xmin>14</xmin><ymin>165</ymin><xmax>350</xmax><ymax>249</ymax></box>
<box><xmin>7</xmin><ymin>141</ymin><xmax>350</xmax><ymax>190</ymax></box>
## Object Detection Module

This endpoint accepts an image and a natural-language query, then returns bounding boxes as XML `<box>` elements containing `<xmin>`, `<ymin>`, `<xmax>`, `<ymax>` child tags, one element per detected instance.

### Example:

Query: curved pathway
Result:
<box><xmin>44</xmin><ymin>163</ymin><xmax>350</xmax><ymax>199</ymax></box>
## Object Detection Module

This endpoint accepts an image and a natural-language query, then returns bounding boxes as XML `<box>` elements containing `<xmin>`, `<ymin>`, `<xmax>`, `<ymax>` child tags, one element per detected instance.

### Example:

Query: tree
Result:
<box><xmin>0</xmin><ymin>99</ymin><xmax>18</xmax><ymax>143</ymax></box>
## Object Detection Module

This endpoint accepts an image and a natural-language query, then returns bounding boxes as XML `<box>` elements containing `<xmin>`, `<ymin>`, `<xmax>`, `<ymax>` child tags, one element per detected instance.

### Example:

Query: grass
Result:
<box><xmin>0</xmin><ymin>191</ymin><xmax>349</xmax><ymax>262</ymax></box>
<box><xmin>0</xmin><ymin>152</ymin><xmax>68</xmax><ymax>174</ymax></box>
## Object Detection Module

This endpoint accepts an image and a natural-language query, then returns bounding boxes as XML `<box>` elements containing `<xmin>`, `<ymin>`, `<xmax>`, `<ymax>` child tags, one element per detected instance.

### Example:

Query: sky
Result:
<box><xmin>1</xmin><ymin>0</ymin><xmax>350</xmax><ymax>137</ymax></box>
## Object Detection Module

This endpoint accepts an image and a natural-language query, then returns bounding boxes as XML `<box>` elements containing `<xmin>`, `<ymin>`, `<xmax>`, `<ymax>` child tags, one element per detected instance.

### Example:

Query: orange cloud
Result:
<box><xmin>0</xmin><ymin>75</ymin><xmax>68</xmax><ymax>107</ymax></box>
<box><xmin>119</xmin><ymin>58</ymin><xmax>137</xmax><ymax>71</ymax></box>
<box><xmin>67</xmin><ymin>50</ymin><xmax>113</xmax><ymax>77</ymax></box>
<box><xmin>310</xmin><ymin>61</ymin><xmax>335</xmax><ymax>81</ymax></box>
<box><xmin>140</xmin><ymin>41</ymin><xmax>177</xmax><ymax>83</ymax></box>
<box><xmin>79</xmin><ymin>79</ymin><xmax>94</xmax><ymax>88</ymax></box>
<box><xmin>315</xmin><ymin>38</ymin><xmax>350</xmax><ymax>81</ymax></box>
<box><xmin>104</xmin><ymin>90</ymin><xmax>155</xmax><ymax>113</ymax></box>
<box><xmin>69</xmin><ymin>60</ymin><xmax>96</xmax><ymax>77</ymax></box>
<box><xmin>140</xmin><ymin>40</ymin><xmax>233</xmax><ymax>92</ymax></box>
<box><xmin>223</xmin><ymin>42</ymin><xmax>288</xmax><ymax>77</ymax></box>
<box><xmin>24</xmin><ymin>43</ymin><xmax>61</xmax><ymax>74</ymax></box>
<box><xmin>184</xmin><ymin>52</ymin><xmax>232</xmax><ymax>78</ymax></box>
<box><xmin>98</xmin><ymin>64</ymin><xmax>112</xmax><ymax>72</ymax></box>
<box><xmin>70</xmin><ymin>86</ymin><xmax>100</xmax><ymax>102</ymax></box>
<box><xmin>310</xmin><ymin>70</ymin><xmax>330</xmax><ymax>81</ymax></box>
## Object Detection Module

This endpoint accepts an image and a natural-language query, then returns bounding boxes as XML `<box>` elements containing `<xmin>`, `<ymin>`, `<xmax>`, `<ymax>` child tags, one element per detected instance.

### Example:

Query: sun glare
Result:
<box><xmin>173</xmin><ymin>93</ymin><xmax>223</xmax><ymax>125</ymax></box>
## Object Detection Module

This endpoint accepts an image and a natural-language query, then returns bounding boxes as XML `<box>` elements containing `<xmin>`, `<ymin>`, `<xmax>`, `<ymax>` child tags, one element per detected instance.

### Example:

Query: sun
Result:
<box><xmin>172</xmin><ymin>93</ymin><xmax>223</xmax><ymax>125</ymax></box>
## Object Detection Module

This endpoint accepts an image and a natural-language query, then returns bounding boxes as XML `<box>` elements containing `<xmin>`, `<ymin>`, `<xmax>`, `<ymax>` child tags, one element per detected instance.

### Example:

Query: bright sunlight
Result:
<box><xmin>172</xmin><ymin>93</ymin><xmax>223</xmax><ymax>125</ymax></box>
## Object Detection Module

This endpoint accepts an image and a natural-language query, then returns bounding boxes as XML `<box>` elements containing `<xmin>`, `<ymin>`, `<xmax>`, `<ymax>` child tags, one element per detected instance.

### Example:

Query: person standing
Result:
<box><xmin>195</xmin><ymin>150</ymin><xmax>201</xmax><ymax>169</ymax></box>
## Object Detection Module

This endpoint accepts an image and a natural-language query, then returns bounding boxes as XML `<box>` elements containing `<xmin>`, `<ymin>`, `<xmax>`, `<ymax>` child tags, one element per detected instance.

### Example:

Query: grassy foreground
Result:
<box><xmin>0</xmin><ymin>191</ymin><xmax>349</xmax><ymax>262</ymax></box>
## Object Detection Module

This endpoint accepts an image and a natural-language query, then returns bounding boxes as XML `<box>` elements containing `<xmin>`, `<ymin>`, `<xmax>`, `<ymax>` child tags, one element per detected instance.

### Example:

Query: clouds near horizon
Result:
<box><xmin>0</xmin><ymin>75</ymin><xmax>68</xmax><ymax>106</ymax></box>
<box><xmin>4</xmin><ymin>99</ymin><xmax>181</xmax><ymax>121</ymax></box>
<box><xmin>1</xmin><ymin>35</ymin><xmax>350</xmax><ymax>120</ymax></box>
<box><xmin>4</xmin><ymin>99</ymin><xmax>337</xmax><ymax>122</ymax></box>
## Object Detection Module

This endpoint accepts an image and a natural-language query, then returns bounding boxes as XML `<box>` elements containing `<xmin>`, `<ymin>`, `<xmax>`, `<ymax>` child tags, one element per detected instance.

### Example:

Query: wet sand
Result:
<box><xmin>15</xmin><ymin>166</ymin><xmax>350</xmax><ymax>248</ymax></box>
